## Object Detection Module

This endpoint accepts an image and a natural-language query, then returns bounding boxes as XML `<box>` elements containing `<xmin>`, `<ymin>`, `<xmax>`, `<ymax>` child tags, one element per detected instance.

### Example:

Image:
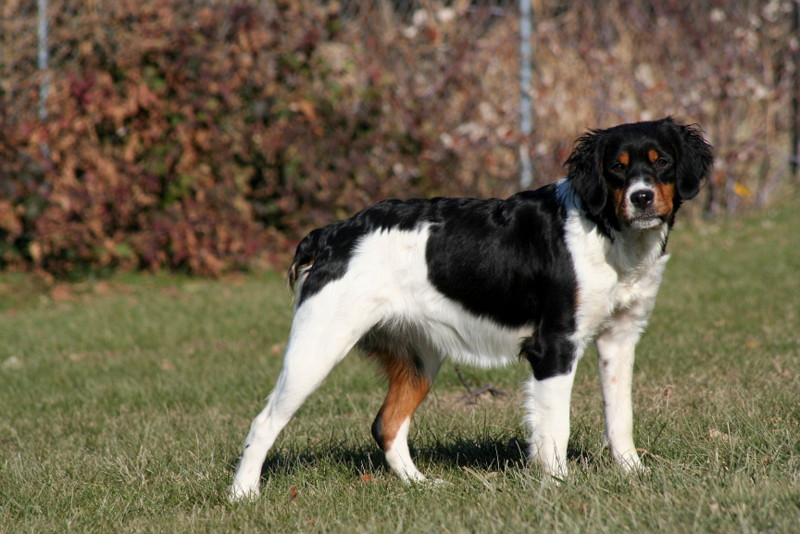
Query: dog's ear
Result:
<box><xmin>668</xmin><ymin>121</ymin><xmax>714</xmax><ymax>200</ymax></box>
<box><xmin>566</xmin><ymin>130</ymin><xmax>607</xmax><ymax>215</ymax></box>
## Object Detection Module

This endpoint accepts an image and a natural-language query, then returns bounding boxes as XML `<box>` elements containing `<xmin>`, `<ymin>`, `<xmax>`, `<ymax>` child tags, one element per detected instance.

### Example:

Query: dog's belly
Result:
<box><xmin>419</xmin><ymin>306</ymin><xmax>531</xmax><ymax>368</ymax></box>
<box><xmin>360</xmin><ymin>305</ymin><xmax>530</xmax><ymax>369</ymax></box>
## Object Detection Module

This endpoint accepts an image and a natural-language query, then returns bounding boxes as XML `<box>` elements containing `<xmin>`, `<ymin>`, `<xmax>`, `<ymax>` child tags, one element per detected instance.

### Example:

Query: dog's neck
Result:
<box><xmin>558</xmin><ymin>178</ymin><xmax>670</xmax><ymax>275</ymax></box>
<box><xmin>607</xmin><ymin>223</ymin><xmax>671</xmax><ymax>276</ymax></box>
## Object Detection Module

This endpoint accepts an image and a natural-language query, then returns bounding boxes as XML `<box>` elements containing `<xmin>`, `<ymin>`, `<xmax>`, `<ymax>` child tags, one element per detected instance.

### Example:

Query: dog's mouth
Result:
<box><xmin>628</xmin><ymin>212</ymin><xmax>666</xmax><ymax>229</ymax></box>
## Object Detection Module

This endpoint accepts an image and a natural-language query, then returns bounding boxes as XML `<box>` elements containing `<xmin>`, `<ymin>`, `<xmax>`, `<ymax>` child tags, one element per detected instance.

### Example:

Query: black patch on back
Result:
<box><xmin>423</xmin><ymin>186</ymin><xmax>580</xmax><ymax>379</ymax></box>
<box><xmin>425</xmin><ymin>186</ymin><xmax>576</xmax><ymax>328</ymax></box>
<box><xmin>291</xmin><ymin>185</ymin><xmax>582</xmax><ymax>380</ymax></box>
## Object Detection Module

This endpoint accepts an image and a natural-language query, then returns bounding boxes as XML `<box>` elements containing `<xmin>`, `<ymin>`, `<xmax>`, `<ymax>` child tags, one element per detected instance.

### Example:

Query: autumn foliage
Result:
<box><xmin>0</xmin><ymin>0</ymin><xmax>796</xmax><ymax>276</ymax></box>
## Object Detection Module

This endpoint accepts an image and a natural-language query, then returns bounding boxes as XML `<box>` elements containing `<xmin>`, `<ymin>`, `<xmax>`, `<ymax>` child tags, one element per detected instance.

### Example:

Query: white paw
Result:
<box><xmin>406</xmin><ymin>475</ymin><xmax>448</xmax><ymax>489</ymax></box>
<box><xmin>422</xmin><ymin>477</ymin><xmax>448</xmax><ymax>487</ymax></box>
<box><xmin>615</xmin><ymin>452</ymin><xmax>646</xmax><ymax>473</ymax></box>
<box><xmin>228</xmin><ymin>483</ymin><xmax>260</xmax><ymax>502</ymax></box>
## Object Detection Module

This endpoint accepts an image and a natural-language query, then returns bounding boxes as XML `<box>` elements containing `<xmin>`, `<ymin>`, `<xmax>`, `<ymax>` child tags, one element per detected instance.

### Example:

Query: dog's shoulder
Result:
<box><xmin>424</xmin><ymin>182</ymin><xmax>579</xmax><ymax>327</ymax></box>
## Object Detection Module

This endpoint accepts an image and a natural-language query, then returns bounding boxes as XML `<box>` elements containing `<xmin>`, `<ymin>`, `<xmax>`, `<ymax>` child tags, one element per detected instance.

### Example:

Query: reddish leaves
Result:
<box><xmin>0</xmin><ymin>1</ymin><xmax>794</xmax><ymax>275</ymax></box>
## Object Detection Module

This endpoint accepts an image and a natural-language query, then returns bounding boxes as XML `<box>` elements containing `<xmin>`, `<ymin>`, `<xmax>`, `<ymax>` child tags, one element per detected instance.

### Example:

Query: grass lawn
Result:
<box><xmin>1</xmin><ymin>201</ymin><xmax>798</xmax><ymax>533</ymax></box>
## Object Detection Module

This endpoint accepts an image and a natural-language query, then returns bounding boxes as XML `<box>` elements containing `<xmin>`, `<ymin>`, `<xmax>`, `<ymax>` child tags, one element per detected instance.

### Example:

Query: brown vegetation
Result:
<box><xmin>1</xmin><ymin>0</ymin><xmax>796</xmax><ymax>275</ymax></box>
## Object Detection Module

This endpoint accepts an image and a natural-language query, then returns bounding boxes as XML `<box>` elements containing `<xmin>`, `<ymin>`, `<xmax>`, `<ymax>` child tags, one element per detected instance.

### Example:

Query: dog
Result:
<box><xmin>229</xmin><ymin>117</ymin><xmax>713</xmax><ymax>500</ymax></box>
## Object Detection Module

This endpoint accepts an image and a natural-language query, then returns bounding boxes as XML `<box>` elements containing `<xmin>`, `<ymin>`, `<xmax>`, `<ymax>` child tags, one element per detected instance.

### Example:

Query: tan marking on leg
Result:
<box><xmin>370</xmin><ymin>353</ymin><xmax>431</xmax><ymax>451</ymax></box>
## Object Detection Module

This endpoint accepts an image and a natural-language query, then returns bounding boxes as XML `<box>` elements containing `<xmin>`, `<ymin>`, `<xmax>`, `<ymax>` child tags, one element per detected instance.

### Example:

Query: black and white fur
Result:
<box><xmin>230</xmin><ymin>117</ymin><xmax>713</xmax><ymax>500</ymax></box>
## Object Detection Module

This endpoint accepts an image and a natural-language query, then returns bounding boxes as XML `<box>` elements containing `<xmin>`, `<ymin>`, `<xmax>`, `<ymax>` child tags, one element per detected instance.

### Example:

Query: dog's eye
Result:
<box><xmin>655</xmin><ymin>158</ymin><xmax>670</xmax><ymax>169</ymax></box>
<box><xmin>610</xmin><ymin>162</ymin><xmax>626</xmax><ymax>173</ymax></box>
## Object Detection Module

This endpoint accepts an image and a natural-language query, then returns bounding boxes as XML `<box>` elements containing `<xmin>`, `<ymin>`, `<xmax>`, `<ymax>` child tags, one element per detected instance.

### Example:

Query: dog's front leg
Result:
<box><xmin>524</xmin><ymin>370</ymin><xmax>577</xmax><ymax>481</ymax></box>
<box><xmin>595</xmin><ymin>321</ymin><xmax>645</xmax><ymax>472</ymax></box>
<box><xmin>522</xmin><ymin>326</ymin><xmax>580</xmax><ymax>480</ymax></box>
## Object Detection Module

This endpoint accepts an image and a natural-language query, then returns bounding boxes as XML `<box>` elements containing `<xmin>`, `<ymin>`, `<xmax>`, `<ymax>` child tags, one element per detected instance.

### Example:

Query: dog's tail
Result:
<box><xmin>287</xmin><ymin>228</ymin><xmax>323</xmax><ymax>292</ymax></box>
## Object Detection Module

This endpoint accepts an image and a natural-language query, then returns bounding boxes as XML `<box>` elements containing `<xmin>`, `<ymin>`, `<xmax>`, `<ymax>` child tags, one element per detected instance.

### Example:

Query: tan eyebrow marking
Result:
<box><xmin>618</xmin><ymin>151</ymin><xmax>630</xmax><ymax>165</ymax></box>
<box><xmin>648</xmin><ymin>149</ymin><xmax>660</xmax><ymax>163</ymax></box>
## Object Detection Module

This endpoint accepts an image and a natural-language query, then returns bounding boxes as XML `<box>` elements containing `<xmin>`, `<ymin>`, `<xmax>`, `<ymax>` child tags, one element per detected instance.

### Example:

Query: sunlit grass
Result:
<box><xmin>1</xmin><ymin>202</ymin><xmax>798</xmax><ymax>532</ymax></box>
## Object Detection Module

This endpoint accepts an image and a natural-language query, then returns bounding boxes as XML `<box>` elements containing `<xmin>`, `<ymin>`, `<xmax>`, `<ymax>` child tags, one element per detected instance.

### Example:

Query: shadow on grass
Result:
<box><xmin>232</xmin><ymin>434</ymin><xmax>599</xmax><ymax>481</ymax></box>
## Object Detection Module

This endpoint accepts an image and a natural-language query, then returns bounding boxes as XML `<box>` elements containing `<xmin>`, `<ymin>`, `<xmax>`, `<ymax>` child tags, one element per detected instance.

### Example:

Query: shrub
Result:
<box><xmin>0</xmin><ymin>0</ymin><xmax>796</xmax><ymax>275</ymax></box>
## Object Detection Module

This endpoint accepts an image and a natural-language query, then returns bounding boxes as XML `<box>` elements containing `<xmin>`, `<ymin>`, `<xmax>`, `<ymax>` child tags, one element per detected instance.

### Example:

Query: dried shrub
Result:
<box><xmin>0</xmin><ymin>0</ymin><xmax>796</xmax><ymax>275</ymax></box>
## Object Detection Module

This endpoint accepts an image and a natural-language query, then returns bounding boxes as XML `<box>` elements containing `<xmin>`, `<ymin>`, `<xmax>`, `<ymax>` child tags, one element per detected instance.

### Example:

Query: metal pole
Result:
<box><xmin>37</xmin><ymin>0</ymin><xmax>50</xmax><ymax>121</ymax></box>
<box><xmin>791</xmin><ymin>0</ymin><xmax>799</xmax><ymax>179</ymax></box>
<box><xmin>518</xmin><ymin>0</ymin><xmax>533</xmax><ymax>189</ymax></box>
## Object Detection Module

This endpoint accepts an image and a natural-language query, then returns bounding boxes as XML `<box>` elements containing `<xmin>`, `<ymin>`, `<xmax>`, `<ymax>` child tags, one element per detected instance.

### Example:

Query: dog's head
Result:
<box><xmin>566</xmin><ymin>117</ymin><xmax>714</xmax><ymax>230</ymax></box>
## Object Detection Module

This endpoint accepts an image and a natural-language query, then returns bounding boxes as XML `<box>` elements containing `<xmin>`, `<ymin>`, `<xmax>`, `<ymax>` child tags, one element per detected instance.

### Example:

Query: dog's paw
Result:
<box><xmin>404</xmin><ymin>475</ymin><xmax>448</xmax><ymax>488</ymax></box>
<box><xmin>228</xmin><ymin>484</ymin><xmax>260</xmax><ymax>503</ymax></box>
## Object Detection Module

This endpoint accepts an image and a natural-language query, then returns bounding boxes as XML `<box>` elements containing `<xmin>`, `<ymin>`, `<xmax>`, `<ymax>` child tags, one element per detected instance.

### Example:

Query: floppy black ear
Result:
<box><xmin>672</xmin><ymin>122</ymin><xmax>714</xmax><ymax>200</ymax></box>
<box><xmin>566</xmin><ymin>130</ymin><xmax>607</xmax><ymax>215</ymax></box>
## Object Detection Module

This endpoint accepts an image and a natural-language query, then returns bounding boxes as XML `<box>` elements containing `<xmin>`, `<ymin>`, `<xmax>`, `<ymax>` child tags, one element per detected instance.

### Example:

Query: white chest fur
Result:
<box><xmin>563</xmin><ymin>208</ymin><xmax>670</xmax><ymax>351</ymax></box>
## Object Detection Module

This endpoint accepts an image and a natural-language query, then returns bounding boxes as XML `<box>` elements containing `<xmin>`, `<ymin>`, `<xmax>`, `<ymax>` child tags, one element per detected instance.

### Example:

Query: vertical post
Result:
<box><xmin>791</xmin><ymin>0</ymin><xmax>799</xmax><ymax>179</ymax></box>
<box><xmin>37</xmin><ymin>0</ymin><xmax>50</xmax><ymax>121</ymax></box>
<box><xmin>518</xmin><ymin>0</ymin><xmax>533</xmax><ymax>189</ymax></box>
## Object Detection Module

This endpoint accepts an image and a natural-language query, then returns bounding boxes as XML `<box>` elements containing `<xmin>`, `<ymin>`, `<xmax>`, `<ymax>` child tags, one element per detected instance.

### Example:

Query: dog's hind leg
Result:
<box><xmin>370</xmin><ymin>349</ymin><xmax>443</xmax><ymax>483</ymax></box>
<box><xmin>229</xmin><ymin>294</ymin><xmax>376</xmax><ymax>501</ymax></box>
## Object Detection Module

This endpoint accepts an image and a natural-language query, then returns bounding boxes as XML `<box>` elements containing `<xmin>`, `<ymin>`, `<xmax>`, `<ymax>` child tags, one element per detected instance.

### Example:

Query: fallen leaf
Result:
<box><xmin>732</xmin><ymin>183</ymin><xmax>752</xmax><ymax>198</ymax></box>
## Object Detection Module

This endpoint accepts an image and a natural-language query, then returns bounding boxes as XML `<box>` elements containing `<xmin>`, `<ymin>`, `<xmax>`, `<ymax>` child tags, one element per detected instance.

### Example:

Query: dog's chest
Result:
<box><xmin>564</xmin><ymin>213</ymin><xmax>670</xmax><ymax>342</ymax></box>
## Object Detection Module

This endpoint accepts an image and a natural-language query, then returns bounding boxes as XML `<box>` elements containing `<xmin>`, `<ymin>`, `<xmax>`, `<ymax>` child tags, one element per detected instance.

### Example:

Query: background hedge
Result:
<box><xmin>1</xmin><ymin>0</ymin><xmax>797</xmax><ymax>275</ymax></box>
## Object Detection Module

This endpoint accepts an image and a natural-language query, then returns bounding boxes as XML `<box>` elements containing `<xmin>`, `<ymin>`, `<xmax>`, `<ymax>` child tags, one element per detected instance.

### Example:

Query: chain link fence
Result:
<box><xmin>3</xmin><ymin>1</ymin><xmax>524</xmax><ymax>124</ymax></box>
<box><xmin>2</xmin><ymin>0</ymin><xmax>535</xmax><ymax>188</ymax></box>
<box><xmin>0</xmin><ymin>0</ymin><xmax>798</xmax><ymax>274</ymax></box>
<box><xmin>4</xmin><ymin>0</ymin><xmax>799</xmax><ymax>199</ymax></box>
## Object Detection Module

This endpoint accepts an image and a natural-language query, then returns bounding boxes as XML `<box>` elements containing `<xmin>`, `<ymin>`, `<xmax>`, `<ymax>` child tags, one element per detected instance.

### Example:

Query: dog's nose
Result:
<box><xmin>630</xmin><ymin>190</ymin><xmax>654</xmax><ymax>209</ymax></box>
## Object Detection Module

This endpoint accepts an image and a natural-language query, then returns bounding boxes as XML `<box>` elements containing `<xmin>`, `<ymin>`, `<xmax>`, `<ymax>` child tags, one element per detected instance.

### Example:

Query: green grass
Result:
<box><xmin>1</xmin><ymin>202</ymin><xmax>799</xmax><ymax>533</ymax></box>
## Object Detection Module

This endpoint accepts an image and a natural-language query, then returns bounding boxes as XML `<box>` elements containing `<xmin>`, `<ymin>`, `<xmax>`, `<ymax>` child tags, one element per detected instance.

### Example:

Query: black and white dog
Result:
<box><xmin>230</xmin><ymin>117</ymin><xmax>713</xmax><ymax>499</ymax></box>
